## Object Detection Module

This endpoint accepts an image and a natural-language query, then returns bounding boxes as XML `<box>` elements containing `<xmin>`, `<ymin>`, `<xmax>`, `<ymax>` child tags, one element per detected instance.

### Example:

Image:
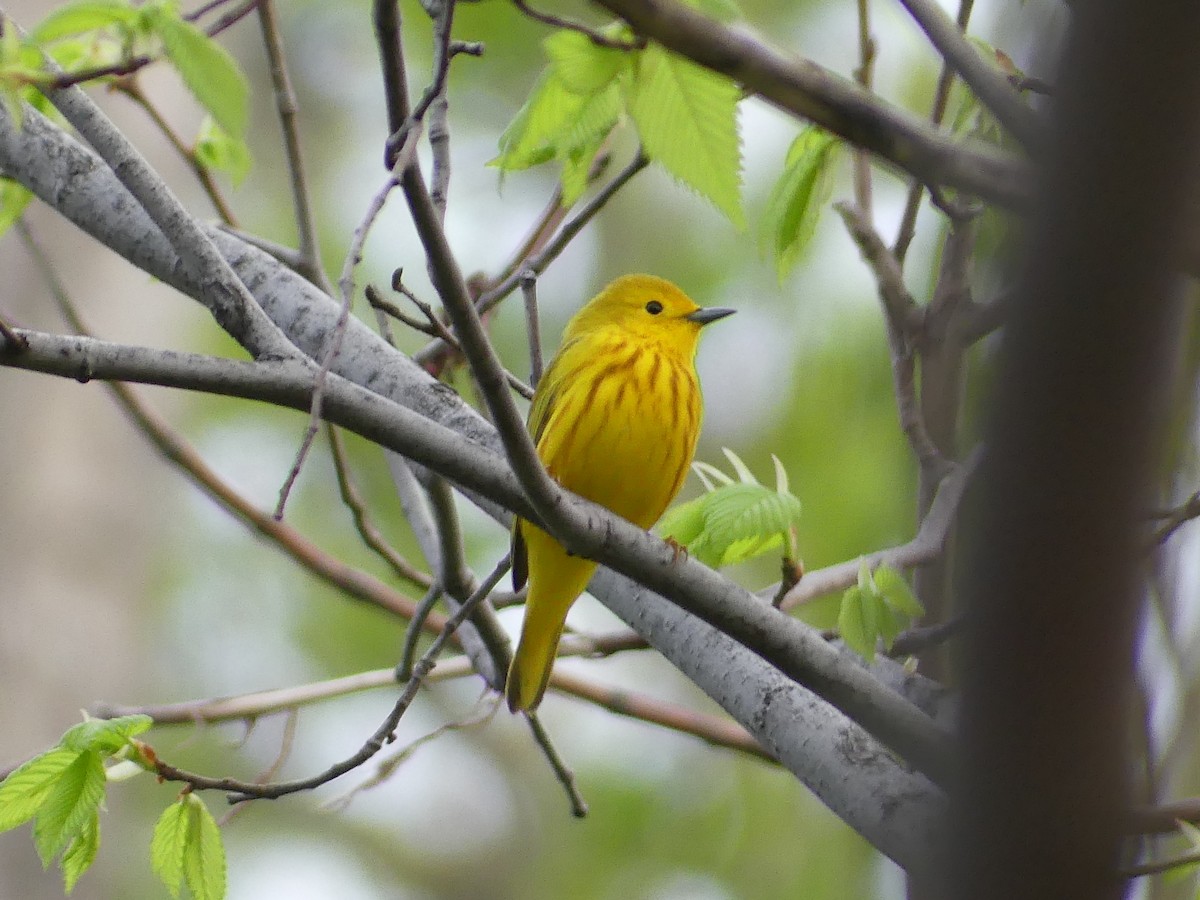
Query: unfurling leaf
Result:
<box><xmin>659</xmin><ymin>449</ymin><xmax>801</xmax><ymax>568</ymax></box>
<box><xmin>760</xmin><ymin>126</ymin><xmax>841</xmax><ymax>280</ymax></box>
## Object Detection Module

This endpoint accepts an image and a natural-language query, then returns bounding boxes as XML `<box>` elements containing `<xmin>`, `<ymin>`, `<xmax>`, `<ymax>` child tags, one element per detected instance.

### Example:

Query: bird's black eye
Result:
<box><xmin>645</xmin><ymin>300</ymin><xmax>664</xmax><ymax>315</ymax></box>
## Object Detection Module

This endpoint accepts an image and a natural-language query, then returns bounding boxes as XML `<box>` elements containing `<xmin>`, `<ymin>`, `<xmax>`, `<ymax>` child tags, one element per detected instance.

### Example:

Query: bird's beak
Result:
<box><xmin>686</xmin><ymin>306</ymin><xmax>736</xmax><ymax>325</ymax></box>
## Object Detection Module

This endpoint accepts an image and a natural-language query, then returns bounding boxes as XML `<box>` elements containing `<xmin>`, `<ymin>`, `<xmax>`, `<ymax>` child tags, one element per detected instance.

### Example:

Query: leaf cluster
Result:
<box><xmin>659</xmin><ymin>448</ymin><xmax>802</xmax><ymax>569</ymax></box>
<box><xmin>492</xmin><ymin>19</ymin><xmax>744</xmax><ymax>226</ymax></box>
<box><xmin>0</xmin><ymin>0</ymin><xmax>252</xmax><ymax>236</ymax></box>
<box><xmin>0</xmin><ymin>714</ymin><xmax>226</xmax><ymax>899</ymax></box>
<box><xmin>837</xmin><ymin>562</ymin><xmax>924</xmax><ymax>662</ymax></box>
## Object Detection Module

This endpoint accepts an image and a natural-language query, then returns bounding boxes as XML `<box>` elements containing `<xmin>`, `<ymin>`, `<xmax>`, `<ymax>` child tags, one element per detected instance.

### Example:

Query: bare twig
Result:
<box><xmin>549</xmin><ymin>669</ymin><xmax>773</xmax><ymax>762</ymax></box>
<box><xmin>894</xmin><ymin>0</ymin><xmax>975</xmax><ymax>264</ymax></box>
<box><xmin>412</xmin><ymin>152</ymin><xmax>649</xmax><ymax>368</ymax></box>
<box><xmin>851</xmin><ymin>0</ymin><xmax>875</xmax><ymax>217</ymax></box>
<box><xmin>326</xmin><ymin>423</ymin><xmax>433</xmax><ymax>589</ymax></box>
<box><xmin>510</xmin><ymin>0</ymin><xmax>644</xmax><ymax>50</ymax></box>
<box><xmin>16</xmin><ymin>222</ymin><xmax>444</xmax><ymax>630</ymax></box>
<box><xmin>115</xmin><ymin>80</ymin><xmax>239</xmax><ymax>226</ymax></box>
<box><xmin>896</xmin><ymin>0</ymin><xmax>1039</xmax><ymax>152</ymax></box>
<box><xmin>774</xmin><ymin>449</ymin><xmax>980</xmax><ymax>608</ymax></box>
<box><xmin>151</xmin><ymin>554</ymin><xmax>509</xmax><ymax>803</ymax></box>
<box><xmin>524</xmin><ymin>713</ymin><xmax>589</xmax><ymax>817</ymax></box>
<box><xmin>521</xmin><ymin>270</ymin><xmax>544</xmax><ymax>386</ymax></box>
<box><xmin>397</xmin><ymin>583</ymin><xmax>445</xmax><ymax>681</ymax></box>
<box><xmin>274</xmin><ymin>130</ymin><xmax>421</xmax><ymax>519</ymax></box>
<box><xmin>257</xmin><ymin>0</ymin><xmax>328</xmax><ymax>290</ymax></box>
<box><xmin>835</xmin><ymin>201</ymin><xmax>948</xmax><ymax>474</ymax></box>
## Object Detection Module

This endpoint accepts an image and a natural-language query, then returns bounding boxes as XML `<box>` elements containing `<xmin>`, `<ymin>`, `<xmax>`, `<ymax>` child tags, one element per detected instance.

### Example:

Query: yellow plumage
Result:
<box><xmin>506</xmin><ymin>274</ymin><xmax>734</xmax><ymax>713</ymax></box>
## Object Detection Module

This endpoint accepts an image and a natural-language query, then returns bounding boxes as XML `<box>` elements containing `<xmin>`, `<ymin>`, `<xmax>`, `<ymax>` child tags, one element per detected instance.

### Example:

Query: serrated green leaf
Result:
<box><xmin>0</xmin><ymin>748</ymin><xmax>79</xmax><ymax>832</ymax></box>
<box><xmin>61</xmin><ymin>714</ymin><xmax>152</xmax><ymax>754</ymax></box>
<box><xmin>873</xmin><ymin>566</ymin><xmax>924</xmax><ymax>618</ymax></box>
<box><xmin>544</xmin><ymin>30</ymin><xmax>627</xmax><ymax>95</ymax></box>
<box><xmin>838</xmin><ymin>586</ymin><xmax>875</xmax><ymax>661</ymax></box>
<box><xmin>657</xmin><ymin>503</ymin><xmax>704</xmax><ymax>545</ymax></box>
<box><xmin>720</xmin><ymin>447</ymin><xmax>758</xmax><ymax>484</ymax></box>
<box><xmin>760</xmin><ymin>126</ymin><xmax>840</xmax><ymax>280</ymax></box>
<box><xmin>492</xmin><ymin>71</ymin><xmax>585</xmax><ymax>172</ymax></box>
<box><xmin>30</xmin><ymin>0</ymin><xmax>137</xmax><ymax>42</ymax></box>
<box><xmin>182</xmin><ymin>795</ymin><xmax>226</xmax><ymax>900</ymax></box>
<box><xmin>771</xmin><ymin>454</ymin><xmax>789</xmax><ymax>495</ymax></box>
<box><xmin>153</xmin><ymin>10</ymin><xmax>247</xmax><ymax>139</ymax></box>
<box><xmin>194</xmin><ymin>115</ymin><xmax>251</xmax><ymax>186</ymax></box>
<box><xmin>627</xmin><ymin>45</ymin><xmax>743</xmax><ymax>227</ymax></box>
<box><xmin>692</xmin><ymin>460</ymin><xmax>734</xmax><ymax>490</ymax></box>
<box><xmin>0</xmin><ymin>177</ymin><xmax>33</xmax><ymax>238</ymax></box>
<box><xmin>151</xmin><ymin>799</ymin><xmax>189</xmax><ymax>898</ymax></box>
<box><xmin>32</xmin><ymin>751</ymin><xmax>106</xmax><ymax>867</ymax></box>
<box><xmin>61</xmin><ymin>814</ymin><xmax>99</xmax><ymax>894</ymax></box>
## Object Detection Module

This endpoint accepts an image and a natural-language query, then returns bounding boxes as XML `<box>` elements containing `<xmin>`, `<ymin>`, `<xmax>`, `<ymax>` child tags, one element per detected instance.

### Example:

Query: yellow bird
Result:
<box><xmin>506</xmin><ymin>274</ymin><xmax>734</xmax><ymax>713</ymax></box>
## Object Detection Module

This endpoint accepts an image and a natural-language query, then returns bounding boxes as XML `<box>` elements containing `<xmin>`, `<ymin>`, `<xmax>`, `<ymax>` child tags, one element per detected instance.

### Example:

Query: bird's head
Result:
<box><xmin>565</xmin><ymin>274</ymin><xmax>735</xmax><ymax>354</ymax></box>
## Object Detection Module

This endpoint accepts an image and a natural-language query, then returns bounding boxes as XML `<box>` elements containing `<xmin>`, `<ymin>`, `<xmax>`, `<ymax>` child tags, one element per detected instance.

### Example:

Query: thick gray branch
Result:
<box><xmin>0</xmin><ymin>100</ymin><xmax>947</xmax><ymax>870</ymax></box>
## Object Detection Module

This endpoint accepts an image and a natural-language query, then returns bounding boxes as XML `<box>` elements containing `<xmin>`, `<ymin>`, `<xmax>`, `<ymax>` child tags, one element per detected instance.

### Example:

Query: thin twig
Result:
<box><xmin>896</xmin><ymin>0</ymin><xmax>1040</xmax><ymax>152</ymax></box>
<box><xmin>397</xmin><ymin>583</ymin><xmax>445</xmax><ymax>681</ymax></box>
<box><xmin>549</xmin><ymin>669</ymin><xmax>773</xmax><ymax>762</ymax></box>
<box><xmin>893</xmin><ymin>0</ymin><xmax>975</xmax><ymax>264</ymax></box>
<box><xmin>1151</xmin><ymin>490</ymin><xmax>1200</xmax><ymax>546</ymax></box>
<box><xmin>273</xmin><ymin>130</ymin><xmax>422</xmax><ymax>519</ymax></box>
<box><xmin>835</xmin><ymin>201</ymin><xmax>947</xmax><ymax>474</ymax></box>
<box><xmin>524</xmin><ymin>714</ymin><xmax>589</xmax><ymax>817</ymax></box>
<box><xmin>851</xmin><ymin>0</ymin><xmax>875</xmax><ymax>217</ymax></box>
<box><xmin>152</xmin><ymin>555</ymin><xmax>510</xmax><ymax>803</ymax></box>
<box><xmin>773</xmin><ymin>448</ymin><xmax>980</xmax><ymax>608</ymax></box>
<box><xmin>326</xmin><ymin>693</ymin><xmax>500</xmax><ymax>811</ymax></box>
<box><xmin>510</xmin><ymin>0</ymin><xmax>644</xmax><ymax>50</ymax></box>
<box><xmin>219</xmin><ymin>708</ymin><xmax>298</xmax><ymax>825</ymax></box>
<box><xmin>521</xmin><ymin>269</ymin><xmax>544</xmax><ymax>387</ymax></box>
<box><xmin>1120</xmin><ymin>849</ymin><xmax>1200</xmax><ymax>879</ymax></box>
<box><xmin>115</xmin><ymin>80</ymin><xmax>239</xmax><ymax>226</ymax></box>
<box><xmin>257</xmin><ymin>0</ymin><xmax>328</xmax><ymax>290</ymax></box>
<box><xmin>215</xmin><ymin>225</ymin><xmax>308</xmax><ymax>271</ymax></box>
<box><xmin>412</xmin><ymin>152</ymin><xmax>649</xmax><ymax>367</ymax></box>
<box><xmin>17</xmin><ymin>221</ymin><xmax>440</xmax><ymax>631</ymax></box>
<box><xmin>326</xmin><ymin>423</ymin><xmax>433</xmax><ymax>588</ymax></box>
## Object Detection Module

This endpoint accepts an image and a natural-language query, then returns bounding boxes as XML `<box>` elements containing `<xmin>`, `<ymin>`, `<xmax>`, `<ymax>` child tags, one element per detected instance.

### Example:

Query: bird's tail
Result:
<box><xmin>506</xmin><ymin>536</ymin><xmax>597</xmax><ymax>712</ymax></box>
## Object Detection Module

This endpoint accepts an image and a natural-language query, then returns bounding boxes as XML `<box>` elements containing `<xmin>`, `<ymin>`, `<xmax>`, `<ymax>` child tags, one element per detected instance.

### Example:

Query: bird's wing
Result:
<box><xmin>511</xmin><ymin>337</ymin><xmax>580</xmax><ymax>591</ymax></box>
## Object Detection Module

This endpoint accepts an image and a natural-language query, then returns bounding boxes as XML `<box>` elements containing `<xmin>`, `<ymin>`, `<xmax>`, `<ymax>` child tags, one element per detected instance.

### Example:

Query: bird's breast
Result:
<box><xmin>537</xmin><ymin>343</ymin><xmax>701</xmax><ymax>529</ymax></box>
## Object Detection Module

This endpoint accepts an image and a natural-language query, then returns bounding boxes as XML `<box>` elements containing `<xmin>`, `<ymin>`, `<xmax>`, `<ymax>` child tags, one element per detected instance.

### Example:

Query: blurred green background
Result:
<box><xmin>0</xmin><ymin>0</ymin><xmax>1060</xmax><ymax>897</ymax></box>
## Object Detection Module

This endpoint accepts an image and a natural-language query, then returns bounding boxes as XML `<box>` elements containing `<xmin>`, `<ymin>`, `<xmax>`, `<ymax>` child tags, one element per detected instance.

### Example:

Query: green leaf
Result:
<box><xmin>873</xmin><ymin>566</ymin><xmax>924</xmax><ymax>618</ymax></box>
<box><xmin>627</xmin><ymin>45</ymin><xmax>743</xmax><ymax>227</ymax></box>
<box><xmin>32</xmin><ymin>751</ymin><xmax>106</xmax><ymax>867</ymax></box>
<box><xmin>760</xmin><ymin>126</ymin><xmax>840</xmax><ymax>280</ymax></box>
<box><xmin>0</xmin><ymin>748</ymin><xmax>80</xmax><ymax>832</ymax></box>
<box><xmin>0</xmin><ymin>177</ymin><xmax>33</xmax><ymax>238</ymax></box>
<box><xmin>194</xmin><ymin>115</ymin><xmax>252</xmax><ymax>186</ymax></box>
<box><xmin>182</xmin><ymin>795</ymin><xmax>226</xmax><ymax>900</ymax></box>
<box><xmin>60</xmin><ymin>714</ymin><xmax>152</xmax><ymax>755</ymax></box>
<box><xmin>30</xmin><ymin>0</ymin><xmax>137</xmax><ymax>42</ymax></box>
<box><xmin>151</xmin><ymin>800</ymin><xmax>189</xmax><ymax>898</ymax></box>
<box><xmin>838</xmin><ymin>586</ymin><xmax>875</xmax><ymax>661</ymax></box>
<box><xmin>492</xmin><ymin>71</ymin><xmax>586</xmax><ymax>172</ymax></box>
<box><xmin>660</xmin><ymin>451</ymin><xmax>802</xmax><ymax>568</ymax></box>
<box><xmin>657</xmin><ymin>495</ymin><xmax>709</xmax><ymax>552</ymax></box>
<box><xmin>543</xmin><ymin>29</ymin><xmax>627</xmax><ymax>95</ymax></box>
<box><xmin>61</xmin><ymin>814</ymin><xmax>100</xmax><ymax>894</ymax></box>
<box><xmin>152</xmin><ymin>9</ymin><xmax>248</xmax><ymax>139</ymax></box>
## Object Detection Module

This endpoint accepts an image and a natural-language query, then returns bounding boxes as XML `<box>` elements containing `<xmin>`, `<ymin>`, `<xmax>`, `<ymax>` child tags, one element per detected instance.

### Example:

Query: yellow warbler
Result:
<box><xmin>506</xmin><ymin>274</ymin><xmax>734</xmax><ymax>712</ymax></box>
